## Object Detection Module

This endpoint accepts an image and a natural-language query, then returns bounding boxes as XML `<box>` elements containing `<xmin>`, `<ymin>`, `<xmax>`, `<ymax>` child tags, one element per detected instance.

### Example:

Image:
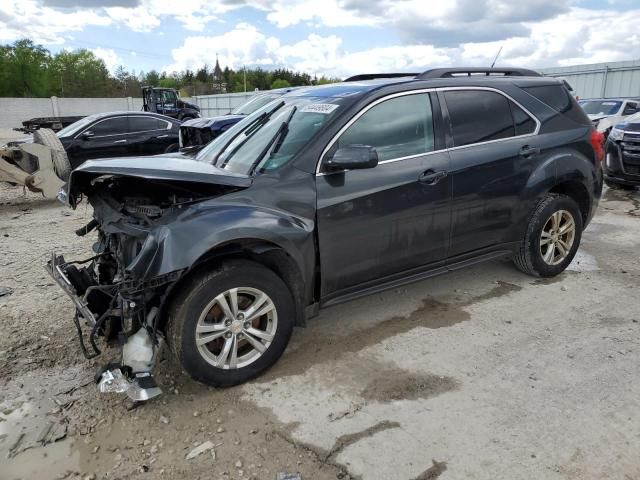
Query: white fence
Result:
<box><xmin>0</xmin><ymin>92</ymin><xmax>258</xmax><ymax>130</ymax></box>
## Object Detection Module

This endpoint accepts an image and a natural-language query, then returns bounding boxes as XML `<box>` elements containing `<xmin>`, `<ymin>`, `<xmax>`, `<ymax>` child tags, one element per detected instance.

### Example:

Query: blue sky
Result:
<box><xmin>2</xmin><ymin>0</ymin><xmax>639</xmax><ymax>78</ymax></box>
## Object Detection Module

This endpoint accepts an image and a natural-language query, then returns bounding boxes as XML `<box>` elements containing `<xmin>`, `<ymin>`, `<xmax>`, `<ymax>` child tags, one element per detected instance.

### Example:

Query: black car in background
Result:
<box><xmin>604</xmin><ymin>112</ymin><xmax>640</xmax><ymax>189</ymax></box>
<box><xmin>55</xmin><ymin>111</ymin><xmax>181</xmax><ymax>169</ymax></box>
<box><xmin>179</xmin><ymin>87</ymin><xmax>299</xmax><ymax>149</ymax></box>
<box><xmin>51</xmin><ymin>68</ymin><xmax>603</xmax><ymax>398</ymax></box>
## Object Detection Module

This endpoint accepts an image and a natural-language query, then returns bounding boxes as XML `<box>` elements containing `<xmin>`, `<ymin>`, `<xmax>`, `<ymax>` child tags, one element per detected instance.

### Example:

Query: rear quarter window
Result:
<box><xmin>523</xmin><ymin>84</ymin><xmax>590</xmax><ymax>126</ymax></box>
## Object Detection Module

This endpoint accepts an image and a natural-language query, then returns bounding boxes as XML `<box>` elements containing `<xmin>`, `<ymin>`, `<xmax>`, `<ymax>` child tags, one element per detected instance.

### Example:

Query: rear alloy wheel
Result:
<box><xmin>539</xmin><ymin>210</ymin><xmax>576</xmax><ymax>266</ymax></box>
<box><xmin>167</xmin><ymin>260</ymin><xmax>294</xmax><ymax>387</ymax></box>
<box><xmin>513</xmin><ymin>193</ymin><xmax>583</xmax><ymax>277</ymax></box>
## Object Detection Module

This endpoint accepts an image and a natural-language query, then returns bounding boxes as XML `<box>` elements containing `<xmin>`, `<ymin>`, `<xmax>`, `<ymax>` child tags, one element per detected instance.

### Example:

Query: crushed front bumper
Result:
<box><xmin>45</xmin><ymin>253</ymin><xmax>97</xmax><ymax>326</ymax></box>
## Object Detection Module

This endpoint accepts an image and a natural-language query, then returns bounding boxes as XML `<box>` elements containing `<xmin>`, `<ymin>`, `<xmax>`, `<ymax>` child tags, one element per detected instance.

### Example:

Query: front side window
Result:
<box><xmin>337</xmin><ymin>93</ymin><xmax>434</xmax><ymax>161</ymax></box>
<box><xmin>162</xmin><ymin>91</ymin><xmax>177</xmax><ymax>104</ymax></box>
<box><xmin>445</xmin><ymin>90</ymin><xmax>514</xmax><ymax>147</ymax></box>
<box><xmin>88</xmin><ymin>117</ymin><xmax>128</xmax><ymax>136</ymax></box>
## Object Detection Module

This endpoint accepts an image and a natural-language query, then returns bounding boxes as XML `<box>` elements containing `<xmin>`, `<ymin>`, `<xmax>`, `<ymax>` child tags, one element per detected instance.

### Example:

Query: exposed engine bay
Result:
<box><xmin>46</xmin><ymin>173</ymin><xmax>243</xmax><ymax>401</ymax></box>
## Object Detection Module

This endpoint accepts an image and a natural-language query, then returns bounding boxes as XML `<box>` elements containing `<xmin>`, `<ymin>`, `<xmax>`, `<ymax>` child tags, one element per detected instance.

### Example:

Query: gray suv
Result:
<box><xmin>48</xmin><ymin>68</ymin><xmax>603</xmax><ymax>400</ymax></box>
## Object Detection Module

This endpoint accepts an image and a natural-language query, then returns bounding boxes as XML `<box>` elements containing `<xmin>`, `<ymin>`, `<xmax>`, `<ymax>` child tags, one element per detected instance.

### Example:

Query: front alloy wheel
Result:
<box><xmin>167</xmin><ymin>260</ymin><xmax>295</xmax><ymax>387</ymax></box>
<box><xmin>196</xmin><ymin>287</ymin><xmax>278</xmax><ymax>370</ymax></box>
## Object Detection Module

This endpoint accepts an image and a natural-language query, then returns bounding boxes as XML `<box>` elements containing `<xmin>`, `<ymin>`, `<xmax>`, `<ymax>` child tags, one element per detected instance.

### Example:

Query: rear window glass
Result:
<box><xmin>445</xmin><ymin>90</ymin><xmax>515</xmax><ymax>147</ymax></box>
<box><xmin>130</xmin><ymin>116</ymin><xmax>166</xmax><ymax>132</ymax></box>
<box><xmin>523</xmin><ymin>85</ymin><xmax>590</xmax><ymax>125</ymax></box>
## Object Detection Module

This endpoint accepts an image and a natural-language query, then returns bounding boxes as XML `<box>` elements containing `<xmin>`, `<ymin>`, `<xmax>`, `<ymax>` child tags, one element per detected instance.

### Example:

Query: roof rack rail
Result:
<box><xmin>344</xmin><ymin>73</ymin><xmax>419</xmax><ymax>82</ymax></box>
<box><xmin>417</xmin><ymin>68</ymin><xmax>541</xmax><ymax>79</ymax></box>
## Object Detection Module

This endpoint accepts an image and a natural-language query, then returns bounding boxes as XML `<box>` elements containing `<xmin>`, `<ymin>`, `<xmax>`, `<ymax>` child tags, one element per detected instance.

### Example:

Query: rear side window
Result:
<box><xmin>509</xmin><ymin>101</ymin><xmax>536</xmax><ymax>135</ymax></box>
<box><xmin>445</xmin><ymin>90</ymin><xmax>514</xmax><ymax>147</ymax></box>
<box><xmin>338</xmin><ymin>93</ymin><xmax>434</xmax><ymax>161</ymax></box>
<box><xmin>523</xmin><ymin>84</ymin><xmax>590</xmax><ymax>125</ymax></box>
<box><xmin>88</xmin><ymin>117</ymin><xmax>128</xmax><ymax>136</ymax></box>
<box><xmin>130</xmin><ymin>116</ymin><xmax>166</xmax><ymax>132</ymax></box>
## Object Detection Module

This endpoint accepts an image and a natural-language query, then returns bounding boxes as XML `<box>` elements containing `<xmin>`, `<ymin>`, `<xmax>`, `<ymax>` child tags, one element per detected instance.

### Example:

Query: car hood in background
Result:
<box><xmin>615</xmin><ymin>120</ymin><xmax>640</xmax><ymax>133</ymax></box>
<box><xmin>181</xmin><ymin>114</ymin><xmax>245</xmax><ymax>130</ymax></box>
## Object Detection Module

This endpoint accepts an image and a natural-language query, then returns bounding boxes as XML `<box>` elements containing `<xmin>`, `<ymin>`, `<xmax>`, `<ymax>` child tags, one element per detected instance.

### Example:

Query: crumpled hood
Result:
<box><xmin>65</xmin><ymin>153</ymin><xmax>251</xmax><ymax>206</ymax></box>
<box><xmin>181</xmin><ymin>114</ymin><xmax>244</xmax><ymax>130</ymax></box>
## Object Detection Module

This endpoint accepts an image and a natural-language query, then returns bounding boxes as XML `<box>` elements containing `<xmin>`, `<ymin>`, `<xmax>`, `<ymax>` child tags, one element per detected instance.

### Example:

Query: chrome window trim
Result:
<box><xmin>315</xmin><ymin>86</ymin><xmax>541</xmax><ymax>175</ymax></box>
<box><xmin>74</xmin><ymin>115</ymin><xmax>172</xmax><ymax>140</ymax></box>
<box><xmin>437</xmin><ymin>86</ymin><xmax>540</xmax><ymax>152</ymax></box>
<box><xmin>316</xmin><ymin>89</ymin><xmax>437</xmax><ymax>174</ymax></box>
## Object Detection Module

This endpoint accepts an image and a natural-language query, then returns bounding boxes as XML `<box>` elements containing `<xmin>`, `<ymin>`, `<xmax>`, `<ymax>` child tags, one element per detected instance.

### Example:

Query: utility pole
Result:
<box><xmin>243</xmin><ymin>66</ymin><xmax>247</xmax><ymax>93</ymax></box>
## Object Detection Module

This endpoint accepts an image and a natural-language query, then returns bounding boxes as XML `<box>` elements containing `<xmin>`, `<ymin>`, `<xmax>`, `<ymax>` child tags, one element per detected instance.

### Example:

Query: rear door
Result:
<box><xmin>127</xmin><ymin>116</ymin><xmax>174</xmax><ymax>155</ymax></box>
<box><xmin>441</xmin><ymin>88</ymin><xmax>539</xmax><ymax>258</ymax></box>
<box><xmin>70</xmin><ymin>116</ymin><xmax>130</xmax><ymax>164</ymax></box>
<box><xmin>316</xmin><ymin>91</ymin><xmax>451</xmax><ymax>299</ymax></box>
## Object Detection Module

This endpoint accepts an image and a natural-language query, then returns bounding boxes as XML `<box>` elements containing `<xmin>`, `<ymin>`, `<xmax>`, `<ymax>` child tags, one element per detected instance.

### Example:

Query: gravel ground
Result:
<box><xmin>1</xmin><ymin>181</ymin><xmax>639</xmax><ymax>480</ymax></box>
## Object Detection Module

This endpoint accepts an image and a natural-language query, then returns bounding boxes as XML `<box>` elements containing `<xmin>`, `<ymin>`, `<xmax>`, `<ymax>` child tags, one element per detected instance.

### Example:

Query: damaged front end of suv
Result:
<box><xmin>46</xmin><ymin>156</ymin><xmax>252</xmax><ymax>401</ymax></box>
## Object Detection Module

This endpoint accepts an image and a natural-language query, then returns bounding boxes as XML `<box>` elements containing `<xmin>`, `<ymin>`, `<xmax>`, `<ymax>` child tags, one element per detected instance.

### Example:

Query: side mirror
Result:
<box><xmin>324</xmin><ymin>145</ymin><xmax>378</xmax><ymax>171</ymax></box>
<box><xmin>81</xmin><ymin>131</ymin><xmax>94</xmax><ymax>140</ymax></box>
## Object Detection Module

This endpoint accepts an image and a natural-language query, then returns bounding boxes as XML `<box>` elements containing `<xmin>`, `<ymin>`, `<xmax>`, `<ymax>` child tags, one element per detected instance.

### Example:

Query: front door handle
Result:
<box><xmin>156</xmin><ymin>134</ymin><xmax>169</xmax><ymax>139</ymax></box>
<box><xmin>519</xmin><ymin>145</ymin><xmax>540</xmax><ymax>158</ymax></box>
<box><xmin>419</xmin><ymin>169</ymin><xmax>448</xmax><ymax>185</ymax></box>
<box><xmin>113</xmin><ymin>139</ymin><xmax>127</xmax><ymax>144</ymax></box>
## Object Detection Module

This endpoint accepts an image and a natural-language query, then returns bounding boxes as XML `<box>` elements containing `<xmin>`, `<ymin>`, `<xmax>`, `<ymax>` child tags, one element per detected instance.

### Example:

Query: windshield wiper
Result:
<box><xmin>213</xmin><ymin>101</ymin><xmax>285</xmax><ymax>165</ymax></box>
<box><xmin>248</xmin><ymin>106</ymin><xmax>297</xmax><ymax>176</ymax></box>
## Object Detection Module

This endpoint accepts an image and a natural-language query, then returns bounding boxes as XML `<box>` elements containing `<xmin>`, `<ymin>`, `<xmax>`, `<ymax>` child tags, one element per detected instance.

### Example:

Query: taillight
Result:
<box><xmin>590</xmin><ymin>129</ymin><xmax>604</xmax><ymax>163</ymax></box>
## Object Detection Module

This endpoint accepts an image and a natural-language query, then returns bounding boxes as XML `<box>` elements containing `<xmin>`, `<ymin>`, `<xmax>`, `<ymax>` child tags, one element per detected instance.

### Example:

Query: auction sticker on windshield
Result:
<box><xmin>300</xmin><ymin>104</ymin><xmax>339</xmax><ymax>114</ymax></box>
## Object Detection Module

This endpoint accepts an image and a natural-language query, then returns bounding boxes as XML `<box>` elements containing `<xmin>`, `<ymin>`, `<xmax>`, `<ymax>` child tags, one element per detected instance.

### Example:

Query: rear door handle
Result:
<box><xmin>419</xmin><ymin>169</ymin><xmax>448</xmax><ymax>185</ymax></box>
<box><xmin>156</xmin><ymin>134</ymin><xmax>169</xmax><ymax>139</ymax></box>
<box><xmin>113</xmin><ymin>139</ymin><xmax>127</xmax><ymax>144</ymax></box>
<box><xmin>519</xmin><ymin>145</ymin><xmax>540</xmax><ymax>158</ymax></box>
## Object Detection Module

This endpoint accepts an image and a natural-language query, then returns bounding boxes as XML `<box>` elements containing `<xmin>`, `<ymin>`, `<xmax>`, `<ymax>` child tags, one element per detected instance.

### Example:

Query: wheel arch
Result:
<box><xmin>157</xmin><ymin>238</ymin><xmax>309</xmax><ymax>332</ymax></box>
<box><xmin>548</xmin><ymin>180</ymin><xmax>591</xmax><ymax>226</ymax></box>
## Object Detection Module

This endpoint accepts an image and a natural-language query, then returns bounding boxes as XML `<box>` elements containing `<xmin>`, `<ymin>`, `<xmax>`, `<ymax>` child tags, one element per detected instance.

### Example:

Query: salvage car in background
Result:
<box><xmin>603</xmin><ymin>112</ymin><xmax>640</xmax><ymax>189</ymax></box>
<box><xmin>579</xmin><ymin>98</ymin><xmax>640</xmax><ymax>136</ymax></box>
<box><xmin>54</xmin><ymin>111</ymin><xmax>181</xmax><ymax>169</ymax></box>
<box><xmin>47</xmin><ymin>68</ymin><xmax>603</xmax><ymax>401</ymax></box>
<box><xmin>179</xmin><ymin>87</ymin><xmax>299</xmax><ymax>149</ymax></box>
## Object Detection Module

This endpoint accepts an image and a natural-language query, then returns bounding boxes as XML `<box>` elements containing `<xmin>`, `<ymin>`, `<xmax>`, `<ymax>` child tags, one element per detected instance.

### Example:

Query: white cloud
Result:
<box><xmin>91</xmin><ymin>47</ymin><xmax>121</xmax><ymax>71</ymax></box>
<box><xmin>163</xmin><ymin>7</ymin><xmax>640</xmax><ymax>78</ymax></box>
<box><xmin>0</xmin><ymin>0</ymin><xmax>111</xmax><ymax>44</ymax></box>
<box><xmin>164</xmin><ymin>23</ymin><xmax>282</xmax><ymax>72</ymax></box>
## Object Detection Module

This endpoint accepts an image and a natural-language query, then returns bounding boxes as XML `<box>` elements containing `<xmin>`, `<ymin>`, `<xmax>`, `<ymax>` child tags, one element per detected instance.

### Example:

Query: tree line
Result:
<box><xmin>0</xmin><ymin>39</ymin><xmax>338</xmax><ymax>98</ymax></box>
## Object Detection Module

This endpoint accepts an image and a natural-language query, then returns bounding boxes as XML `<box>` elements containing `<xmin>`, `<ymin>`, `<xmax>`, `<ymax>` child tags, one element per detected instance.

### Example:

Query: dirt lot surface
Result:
<box><xmin>1</xmin><ymin>182</ymin><xmax>639</xmax><ymax>480</ymax></box>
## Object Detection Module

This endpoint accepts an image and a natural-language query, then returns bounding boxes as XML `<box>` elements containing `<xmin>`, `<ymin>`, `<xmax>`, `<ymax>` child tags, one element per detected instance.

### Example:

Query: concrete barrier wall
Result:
<box><xmin>0</xmin><ymin>93</ymin><xmax>257</xmax><ymax>129</ymax></box>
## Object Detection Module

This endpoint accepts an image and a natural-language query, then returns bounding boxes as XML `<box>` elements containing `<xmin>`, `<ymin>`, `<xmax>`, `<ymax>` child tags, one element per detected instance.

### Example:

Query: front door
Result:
<box><xmin>316</xmin><ymin>92</ymin><xmax>451</xmax><ymax>300</ymax></box>
<box><xmin>67</xmin><ymin>116</ymin><xmax>130</xmax><ymax>167</ymax></box>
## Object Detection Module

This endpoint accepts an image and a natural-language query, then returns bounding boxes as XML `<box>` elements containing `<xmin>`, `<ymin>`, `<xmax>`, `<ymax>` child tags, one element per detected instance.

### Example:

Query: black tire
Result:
<box><xmin>166</xmin><ymin>260</ymin><xmax>294</xmax><ymax>387</ymax></box>
<box><xmin>513</xmin><ymin>193</ymin><xmax>583</xmax><ymax>278</ymax></box>
<box><xmin>164</xmin><ymin>143</ymin><xmax>179</xmax><ymax>153</ymax></box>
<box><xmin>604</xmin><ymin>178</ymin><xmax>635</xmax><ymax>191</ymax></box>
<box><xmin>33</xmin><ymin>128</ymin><xmax>71</xmax><ymax>181</ymax></box>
